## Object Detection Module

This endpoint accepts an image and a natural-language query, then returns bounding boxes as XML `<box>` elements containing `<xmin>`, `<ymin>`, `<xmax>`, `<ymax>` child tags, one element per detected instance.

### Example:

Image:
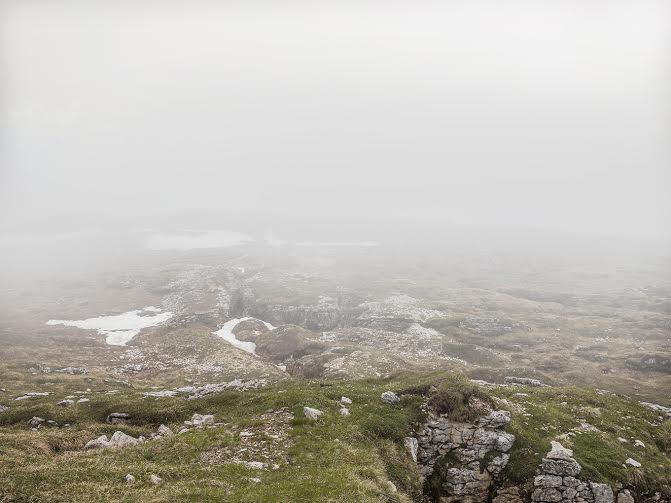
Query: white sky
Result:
<box><xmin>1</xmin><ymin>0</ymin><xmax>669</xmax><ymax>240</ymax></box>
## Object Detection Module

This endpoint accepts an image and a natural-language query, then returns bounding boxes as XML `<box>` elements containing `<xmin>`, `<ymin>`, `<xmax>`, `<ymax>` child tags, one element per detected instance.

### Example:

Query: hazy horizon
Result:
<box><xmin>2</xmin><ymin>0</ymin><xmax>670</xmax><ymax>243</ymax></box>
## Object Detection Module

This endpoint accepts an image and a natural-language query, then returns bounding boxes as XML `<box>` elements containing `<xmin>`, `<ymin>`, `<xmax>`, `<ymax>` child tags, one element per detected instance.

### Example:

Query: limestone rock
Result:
<box><xmin>546</xmin><ymin>441</ymin><xmax>574</xmax><ymax>460</ymax></box>
<box><xmin>85</xmin><ymin>435</ymin><xmax>112</xmax><ymax>450</ymax></box>
<box><xmin>339</xmin><ymin>407</ymin><xmax>350</xmax><ymax>416</ymax></box>
<box><xmin>625</xmin><ymin>458</ymin><xmax>641</xmax><ymax>468</ymax></box>
<box><xmin>541</xmin><ymin>457</ymin><xmax>581</xmax><ymax>477</ymax></box>
<box><xmin>381</xmin><ymin>391</ymin><xmax>400</xmax><ymax>405</ymax></box>
<box><xmin>190</xmin><ymin>413</ymin><xmax>215</xmax><ymax>426</ymax></box>
<box><xmin>150</xmin><ymin>474</ymin><xmax>162</xmax><ymax>485</ymax></box>
<box><xmin>110</xmin><ymin>431</ymin><xmax>141</xmax><ymax>448</ymax></box>
<box><xmin>125</xmin><ymin>474</ymin><xmax>136</xmax><ymax>484</ymax></box>
<box><xmin>404</xmin><ymin>436</ymin><xmax>418</xmax><ymax>463</ymax></box>
<box><xmin>617</xmin><ymin>490</ymin><xmax>635</xmax><ymax>503</ymax></box>
<box><xmin>590</xmin><ymin>482</ymin><xmax>615</xmax><ymax>503</ymax></box>
<box><xmin>57</xmin><ymin>399</ymin><xmax>75</xmax><ymax>407</ymax></box>
<box><xmin>157</xmin><ymin>424</ymin><xmax>173</xmax><ymax>436</ymax></box>
<box><xmin>28</xmin><ymin>416</ymin><xmax>45</xmax><ymax>427</ymax></box>
<box><xmin>478</xmin><ymin>410</ymin><xmax>511</xmax><ymax>429</ymax></box>
<box><xmin>340</xmin><ymin>396</ymin><xmax>352</xmax><ymax>405</ymax></box>
<box><xmin>303</xmin><ymin>407</ymin><xmax>323</xmax><ymax>420</ymax></box>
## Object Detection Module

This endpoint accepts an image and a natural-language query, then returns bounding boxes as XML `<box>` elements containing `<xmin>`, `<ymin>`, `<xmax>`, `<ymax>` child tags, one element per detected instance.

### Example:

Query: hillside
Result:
<box><xmin>1</xmin><ymin>371</ymin><xmax>669</xmax><ymax>502</ymax></box>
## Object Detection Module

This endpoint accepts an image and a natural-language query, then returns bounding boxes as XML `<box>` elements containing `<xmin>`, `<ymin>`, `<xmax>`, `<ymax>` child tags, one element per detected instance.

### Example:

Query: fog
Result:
<box><xmin>1</xmin><ymin>0</ymin><xmax>670</xmax><ymax>273</ymax></box>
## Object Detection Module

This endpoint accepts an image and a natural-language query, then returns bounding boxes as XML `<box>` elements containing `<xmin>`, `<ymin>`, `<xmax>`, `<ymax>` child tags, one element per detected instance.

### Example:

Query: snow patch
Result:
<box><xmin>213</xmin><ymin>317</ymin><xmax>275</xmax><ymax>355</ymax></box>
<box><xmin>46</xmin><ymin>307</ymin><xmax>173</xmax><ymax>346</ymax></box>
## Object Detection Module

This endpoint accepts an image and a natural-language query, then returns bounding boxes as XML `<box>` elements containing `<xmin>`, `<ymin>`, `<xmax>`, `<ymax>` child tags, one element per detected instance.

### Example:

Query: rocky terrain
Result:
<box><xmin>0</xmin><ymin>237</ymin><xmax>670</xmax><ymax>501</ymax></box>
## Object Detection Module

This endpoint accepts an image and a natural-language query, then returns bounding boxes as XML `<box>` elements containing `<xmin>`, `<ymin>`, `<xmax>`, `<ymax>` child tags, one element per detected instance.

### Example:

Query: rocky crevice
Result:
<box><xmin>413</xmin><ymin>409</ymin><xmax>514</xmax><ymax>502</ymax></box>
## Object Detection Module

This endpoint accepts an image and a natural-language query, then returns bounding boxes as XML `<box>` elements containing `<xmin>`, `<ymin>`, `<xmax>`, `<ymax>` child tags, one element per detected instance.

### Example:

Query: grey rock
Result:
<box><xmin>149</xmin><ymin>474</ymin><xmax>162</xmax><ymax>485</ymax></box>
<box><xmin>380</xmin><ymin>391</ymin><xmax>400</xmax><ymax>405</ymax></box>
<box><xmin>617</xmin><ymin>490</ymin><xmax>635</xmax><ymax>503</ymax></box>
<box><xmin>534</xmin><ymin>475</ymin><xmax>563</xmax><ymax>488</ymax></box>
<box><xmin>57</xmin><ymin>399</ymin><xmax>75</xmax><ymax>407</ymax></box>
<box><xmin>477</xmin><ymin>410</ymin><xmax>511</xmax><ymax>429</ymax></box>
<box><xmin>404</xmin><ymin>436</ymin><xmax>418</xmax><ymax>462</ymax></box>
<box><xmin>546</xmin><ymin>441</ymin><xmax>573</xmax><ymax>460</ymax></box>
<box><xmin>591</xmin><ymin>482</ymin><xmax>614</xmax><ymax>503</ymax></box>
<box><xmin>106</xmin><ymin>412</ymin><xmax>131</xmax><ymax>425</ymax></box>
<box><xmin>157</xmin><ymin>424</ymin><xmax>173</xmax><ymax>436</ymax></box>
<box><xmin>541</xmin><ymin>457</ymin><xmax>581</xmax><ymax>477</ymax></box>
<box><xmin>28</xmin><ymin>416</ymin><xmax>45</xmax><ymax>427</ymax></box>
<box><xmin>340</xmin><ymin>396</ymin><xmax>352</xmax><ymax>405</ymax></box>
<box><xmin>190</xmin><ymin>413</ymin><xmax>215</xmax><ymax>426</ymax></box>
<box><xmin>532</xmin><ymin>487</ymin><xmax>562</xmax><ymax>502</ymax></box>
<box><xmin>339</xmin><ymin>407</ymin><xmax>350</xmax><ymax>417</ymax></box>
<box><xmin>303</xmin><ymin>407</ymin><xmax>323</xmax><ymax>420</ymax></box>
<box><xmin>125</xmin><ymin>474</ymin><xmax>136</xmax><ymax>484</ymax></box>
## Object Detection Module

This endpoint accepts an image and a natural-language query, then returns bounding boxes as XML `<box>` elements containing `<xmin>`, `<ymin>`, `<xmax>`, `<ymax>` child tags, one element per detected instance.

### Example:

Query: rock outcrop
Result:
<box><xmin>414</xmin><ymin>410</ymin><xmax>514</xmax><ymax>502</ymax></box>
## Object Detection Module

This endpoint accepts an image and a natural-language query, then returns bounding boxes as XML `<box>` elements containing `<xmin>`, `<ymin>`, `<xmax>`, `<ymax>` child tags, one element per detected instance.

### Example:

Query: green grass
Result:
<box><xmin>1</xmin><ymin>372</ymin><xmax>670</xmax><ymax>502</ymax></box>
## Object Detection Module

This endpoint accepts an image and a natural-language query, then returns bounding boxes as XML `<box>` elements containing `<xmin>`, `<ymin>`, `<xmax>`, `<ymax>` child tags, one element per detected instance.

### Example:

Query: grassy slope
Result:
<box><xmin>0</xmin><ymin>372</ymin><xmax>669</xmax><ymax>502</ymax></box>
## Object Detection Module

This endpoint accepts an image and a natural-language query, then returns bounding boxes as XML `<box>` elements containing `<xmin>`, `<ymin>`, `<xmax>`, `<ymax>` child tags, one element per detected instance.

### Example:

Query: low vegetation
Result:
<box><xmin>1</xmin><ymin>371</ymin><xmax>670</xmax><ymax>502</ymax></box>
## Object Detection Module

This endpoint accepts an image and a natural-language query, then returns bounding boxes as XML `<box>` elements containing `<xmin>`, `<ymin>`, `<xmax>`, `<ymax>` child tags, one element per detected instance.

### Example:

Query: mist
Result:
<box><xmin>1</xmin><ymin>0</ymin><xmax>670</xmax><ymax>245</ymax></box>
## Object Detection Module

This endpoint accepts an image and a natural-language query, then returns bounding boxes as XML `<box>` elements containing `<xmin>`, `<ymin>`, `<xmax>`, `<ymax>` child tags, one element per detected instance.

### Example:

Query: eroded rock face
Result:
<box><xmin>415</xmin><ymin>410</ymin><xmax>514</xmax><ymax>502</ymax></box>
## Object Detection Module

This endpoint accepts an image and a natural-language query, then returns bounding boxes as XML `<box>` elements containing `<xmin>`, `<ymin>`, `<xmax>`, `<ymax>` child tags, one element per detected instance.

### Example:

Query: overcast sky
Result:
<box><xmin>1</xmin><ymin>0</ymin><xmax>670</xmax><ymax>240</ymax></box>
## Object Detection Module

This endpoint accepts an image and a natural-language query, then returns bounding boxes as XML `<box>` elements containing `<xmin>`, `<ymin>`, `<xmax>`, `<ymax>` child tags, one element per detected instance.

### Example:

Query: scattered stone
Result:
<box><xmin>28</xmin><ymin>416</ymin><xmax>45</xmax><ymax>427</ymax></box>
<box><xmin>157</xmin><ymin>424</ymin><xmax>173</xmax><ymax>436</ymax></box>
<box><xmin>624</xmin><ymin>458</ymin><xmax>641</xmax><ymax>468</ymax></box>
<box><xmin>85</xmin><ymin>435</ymin><xmax>112</xmax><ymax>450</ymax></box>
<box><xmin>339</xmin><ymin>407</ymin><xmax>350</xmax><ymax>416</ymax></box>
<box><xmin>125</xmin><ymin>474</ymin><xmax>136</xmax><ymax>484</ymax></box>
<box><xmin>380</xmin><ymin>391</ymin><xmax>400</xmax><ymax>405</ymax></box>
<box><xmin>303</xmin><ymin>407</ymin><xmax>323</xmax><ymax>420</ymax></box>
<box><xmin>340</xmin><ymin>396</ymin><xmax>352</xmax><ymax>405</ymax></box>
<box><xmin>77</xmin><ymin>398</ymin><xmax>90</xmax><ymax>404</ymax></box>
<box><xmin>246</xmin><ymin>461</ymin><xmax>266</xmax><ymax>470</ymax></box>
<box><xmin>57</xmin><ymin>399</ymin><xmax>75</xmax><ymax>407</ymax></box>
<box><xmin>0</xmin><ymin>405</ymin><xmax>8</xmax><ymax>413</ymax></box>
<box><xmin>633</xmin><ymin>439</ymin><xmax>645</xmax><ymax>448</ymax></box>
<box><xmin>149</xmin><ymin>474</ymin><xmax>162</xmax><ymax>485</ymax></box>
<box><xmin>190</xmin><ymin>413</ymin><xmax>215</xmax><ymax>426</ymax></box>
<box><xmin>106</xmin><ymin>412</ymin><xmax>131</xmax><ymax>425</ymax></box>
<box><xmin>386</xmin><ymin>481</ymin><xmax>397</xmax><ymax>493</ymax></box>
<box><xmin>617</xmin><ymin>437</ymin><xmax>628</xmax><ymax>443</ymax></box>
<box><xmin>85</xmin><ymin>431</ymin><xmax>142</xmax><ymax>449</ymax></box>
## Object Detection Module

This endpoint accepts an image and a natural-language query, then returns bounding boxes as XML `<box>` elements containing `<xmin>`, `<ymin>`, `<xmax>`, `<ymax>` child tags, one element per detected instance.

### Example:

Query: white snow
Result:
<box><xmin>145</xmin><ymin>230</ymin><xmax>253</xmax><ymax>250</ymax></box>
<box><xmin>46</xmin><ymin>307</ymin><xmax>174</xmax><ymax>346</ymax></box>
<box><xmin>213</xmin><ymin>317</ymin><xmax>275</xmax><ymax>355</ymax></box>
